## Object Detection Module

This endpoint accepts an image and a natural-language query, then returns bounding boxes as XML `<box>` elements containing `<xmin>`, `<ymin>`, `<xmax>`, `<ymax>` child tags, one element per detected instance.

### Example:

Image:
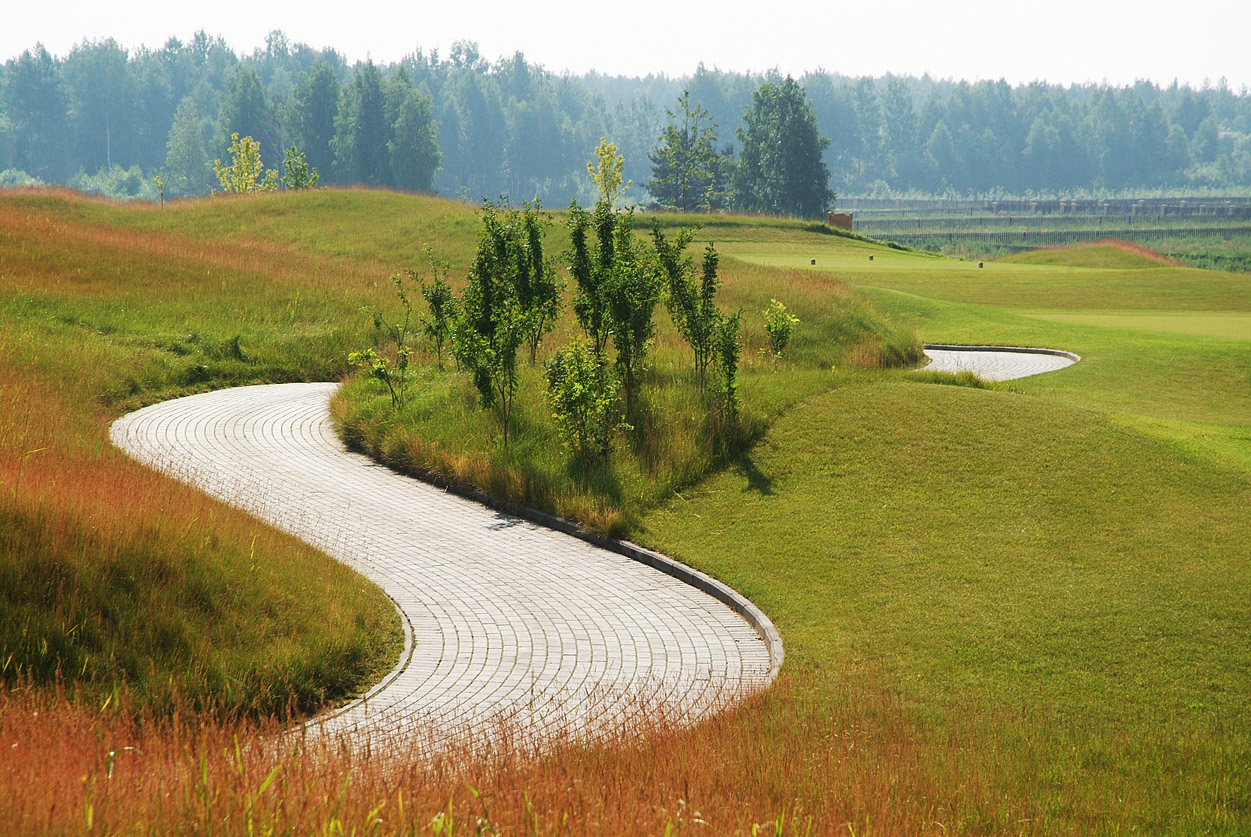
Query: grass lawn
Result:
<box><xmin>2</xmin><ymin>190</ymin><xmax>1248</xmax><ymax>831</ymax></box>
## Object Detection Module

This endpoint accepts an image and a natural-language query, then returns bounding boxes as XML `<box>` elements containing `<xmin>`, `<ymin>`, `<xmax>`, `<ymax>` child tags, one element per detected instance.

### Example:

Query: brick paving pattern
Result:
<box><xmin>922</xmin><ymin>347</ymin><xmax>1077</xmax><ymax>381</ymax></box>
<box><xmin>110</xmin><ymin>383</ymin><xmax>773</xmax><ymax>754</ymax></box>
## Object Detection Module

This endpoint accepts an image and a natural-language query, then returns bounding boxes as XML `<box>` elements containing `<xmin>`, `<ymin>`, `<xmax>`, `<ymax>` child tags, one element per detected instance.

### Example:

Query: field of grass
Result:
<box><xmin>2</xmin><ymin>188</ymin><xmax>1249</xmax><ymax>832</ymax></box>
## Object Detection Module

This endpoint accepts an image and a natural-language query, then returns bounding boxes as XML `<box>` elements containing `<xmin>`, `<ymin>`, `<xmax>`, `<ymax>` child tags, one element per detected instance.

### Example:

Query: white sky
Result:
<box><xmin>4</xmin><ymin>0</ymin><xmax>1250</xmax><ymax>90</ymax></box>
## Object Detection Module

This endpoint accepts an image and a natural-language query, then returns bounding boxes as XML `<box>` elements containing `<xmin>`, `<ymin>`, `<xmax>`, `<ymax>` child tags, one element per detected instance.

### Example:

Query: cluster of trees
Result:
<box><xmin>3</xmin><ymin>31</ymin><xmax>1251</xmax><ymax>208</ymax></box>
<box><xmin>359</xmin><ymin>157</ymin><xmax>752</xmax><ymax>458</ymax></box>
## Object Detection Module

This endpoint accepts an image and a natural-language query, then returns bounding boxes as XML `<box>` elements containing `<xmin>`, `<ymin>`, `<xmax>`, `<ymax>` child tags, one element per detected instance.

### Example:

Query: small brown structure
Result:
<box><xmin>827</xmin><ymin>212</ymin><xmax>854</xmax><ymax>232</ymax></box>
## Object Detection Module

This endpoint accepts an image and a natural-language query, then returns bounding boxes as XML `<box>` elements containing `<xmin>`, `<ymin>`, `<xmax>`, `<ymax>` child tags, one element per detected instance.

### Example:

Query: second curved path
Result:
<box><xmin>110</xmin><ymin>383</ymin><xmax>775</xmax><ymax>753</ymax></box>
<box><xmin>922</xmin><ymin>344</ymin><xmax>1079</xmax><ymax>381</ymax></box>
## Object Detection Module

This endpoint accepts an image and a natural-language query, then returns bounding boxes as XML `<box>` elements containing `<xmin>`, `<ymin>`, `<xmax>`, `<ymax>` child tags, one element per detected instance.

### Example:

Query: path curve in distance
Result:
<box><xmin>110</xmin><ymin>383</ymin><xmax>774</xmax><ymax>753</ymax></box>
<box><xmin>922</xmin><ymin>344</ymin><xmax>1079</xmax><ymax>381</ymax></box>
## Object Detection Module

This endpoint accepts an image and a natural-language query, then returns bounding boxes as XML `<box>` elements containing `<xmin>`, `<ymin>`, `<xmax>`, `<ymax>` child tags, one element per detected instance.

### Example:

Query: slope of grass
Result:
<box><xmin>639</xmin><ymin>381</ymin><xmax>1250</xmax><ymax>827</ymax></box>
<box><xmin>332</xmin><ymin>245</ymin><xmax>920</xmax><ymax>534</ymax></box>
<box><xmin>0</xmin><ymin>191</ymin><xmax>404</xmax><ymax>713</ymax></box>
<box><xmin>998</xmin><ymin>239</ymin><xmax>1182</xmax><ymax>268</ymax></box>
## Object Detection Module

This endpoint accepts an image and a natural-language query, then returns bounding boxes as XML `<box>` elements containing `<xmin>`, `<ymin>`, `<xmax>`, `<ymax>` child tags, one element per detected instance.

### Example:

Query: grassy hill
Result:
<box><xmin>1</xmin><ymin>188</ymin><xmax>1248</xmax><ymax>832</ymax></box>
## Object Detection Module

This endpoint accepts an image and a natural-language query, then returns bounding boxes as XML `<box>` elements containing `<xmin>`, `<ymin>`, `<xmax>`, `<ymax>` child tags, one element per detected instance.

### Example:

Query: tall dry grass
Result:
<box><xmin>0</xmin><ymin>670</ymin><xmax>1045</xmax><ymax>834</ymax></box>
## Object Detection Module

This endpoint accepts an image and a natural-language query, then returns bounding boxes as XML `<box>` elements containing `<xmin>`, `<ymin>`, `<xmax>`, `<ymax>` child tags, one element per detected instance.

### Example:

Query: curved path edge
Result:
<box><xmin>923</xmin><ymin>343</ymin><xmax>1081</xmax><ymax>363</ymax></box>
<box><xmin>368</xmin><ymin>458</ymin><xmax>786</xmax><ymax>682</ymax></box>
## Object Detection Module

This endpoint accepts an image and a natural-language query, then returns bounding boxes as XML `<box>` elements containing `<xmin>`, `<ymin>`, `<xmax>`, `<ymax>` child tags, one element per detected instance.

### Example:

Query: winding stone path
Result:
<box><xmin>110</xmin><ymin>383</ymin><xmax>775</xmax><ymax>754</ymax></box>
<box><xmin>921</xmin><ymin>344</ymin><xmax>1079</xmax><ymax>381</ymax></box>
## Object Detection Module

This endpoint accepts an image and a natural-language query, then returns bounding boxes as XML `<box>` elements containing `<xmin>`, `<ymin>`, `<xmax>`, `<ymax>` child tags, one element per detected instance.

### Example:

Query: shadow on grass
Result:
<box><xmin>735</xmin><ymin>453</ymin><xmax>774</xmax><ymax>496</ymax></box>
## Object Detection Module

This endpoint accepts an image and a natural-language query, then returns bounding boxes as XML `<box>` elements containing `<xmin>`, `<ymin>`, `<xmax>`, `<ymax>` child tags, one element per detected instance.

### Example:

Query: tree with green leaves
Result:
<box><xmin>647</xmin><ymin>91</ymin><xmax>727</xmax><ymax>212</ymax></box>
<box><xmin>763</xmin><ymin>298</ymin><xmax>799</xmax><ymax>357</ymax></box>
<box><xmin>602</xmin><ymin>208</ymin><xmax>662</xmax><ymax>412</ymax></box>
<box><xmin>217</xmin><ymin>66</ymin><xmax>279</xmax><ymax>171</ymax></box>
<box><xmin>164</xmin><ymin>96</ymin><xmax>212</xmax><ymax>196</ymax></box>
<box><xmin>654</xmin><ymin>223</ymin><xmax>723</xmax><ymax>389</ymax></box>
<box><xmin>281</xmin><ymin>145</ymin><xmax>318</xmax><ymax>189</ymax></box>
<box><xmin>544</xmin><ymin>338</ymin><xmax>621</xmax><ymax>461</ymax></box>
<box><xmin>732</xmin><ymin>76</ymin><xmax>834</xmax><ymax>219</ymax></box>
<box><xmin>587</xmin><ymin>137</ymin><xmax>631</xmax><ymax>207</ymax></box>
<box><xmin>333</xmin><ymin>61</ymin><xmax>389</xmax><ymax>186</ymax></box>
<box><xmin>213</xmin><ymin>133</ymin><xmax>278</xmax><ymax>193</ymax></box>
<box><xmin>388</xmin><ymin>86</ymin><xmax>442</xmax><ymax>192</ymax></box>
<box><xmin>713</xmin><ymin>310</ymin><xmax>742</xmax><ymax>418</ymax></box>
<box><xmin>287</xmin><ymin>59</ymin><xmax>340</xmax><ymax>179</ymax></box>
<box><xmin>452</xmin><ymin>201</ymin><xmax>550</xmax><ymax>447</ymax></box>
<box><xmin>419</xmin><ymin>252</ymin><xmax>457</xmax><ymax>369</ymax></box>
<box><xmin>566</xmin><ymin>200</ymin><xmax>613</xmax><ymax>356</ymax></box>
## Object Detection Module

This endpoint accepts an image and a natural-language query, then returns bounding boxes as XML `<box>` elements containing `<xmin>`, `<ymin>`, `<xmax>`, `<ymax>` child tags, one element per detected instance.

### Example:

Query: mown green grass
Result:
<box><xmin>640</xmin><ymin>381</ymin><xmax>1251</xmax><ymax>828</ymax></box>
<box><xmin>626</xmin><ymin>228</ymin><xmax>1251</xmax><ymax>827</ymax></box>
<box><xmin>1023</xmin><ymin>310</ymin><xmax>1251</xmax><ymax>341</ymax></box>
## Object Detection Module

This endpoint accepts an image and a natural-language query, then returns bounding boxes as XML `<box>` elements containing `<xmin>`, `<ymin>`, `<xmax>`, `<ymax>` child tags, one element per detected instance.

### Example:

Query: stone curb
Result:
<box><xmin>923</xmin><ymin>343</ymin><xmax>1082</xmax><ymax>363</ymax></box>
<box><xmin>336</xmin><ymin>425</ymin><xmax>785</xmax><ymax>682</ymax></box>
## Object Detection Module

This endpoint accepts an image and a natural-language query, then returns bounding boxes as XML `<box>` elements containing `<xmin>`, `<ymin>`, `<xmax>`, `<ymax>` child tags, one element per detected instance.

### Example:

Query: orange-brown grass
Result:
<box><xmin>0</xmin><ymin>671</ymin><xmax>1045</xmax><ymax>834</ymax></box>
<box><xmin>0</xmin><ymin>193</ymin><xmax>403</xmax><ymax>712</ymax></box>
<box><xmin>0</xmin><ymin>353</ymin><xmax>399</xmax><ymax>714</ymax></box>
<box><xmin>1002</xmin><ymin>238</ymin><xmax>1184</xmax><ymax>268</ymax></box>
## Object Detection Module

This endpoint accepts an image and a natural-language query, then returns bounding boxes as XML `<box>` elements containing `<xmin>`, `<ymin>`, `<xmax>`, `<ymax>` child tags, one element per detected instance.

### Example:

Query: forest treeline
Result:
<box><xmin>3</xmin><ymin>30</ymin><xmax>1250</xmax><ymax>208</ymax></box>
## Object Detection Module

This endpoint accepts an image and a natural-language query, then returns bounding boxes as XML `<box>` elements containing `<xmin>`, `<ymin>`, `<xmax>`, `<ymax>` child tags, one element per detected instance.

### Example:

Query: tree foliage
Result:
<box><xmin>733</xmin><ymin>76</ymin><xmax>834</xmax><ymax>218</ymax></box>
<box><xmin>6</xmin><ymin>32</ymin><xmax>1251</xmax><ymax>202</ymax></box>
<box><xmin>763</xmin><ymin>298</ymin><xmax>799</xmax><ymax>357</ymax></box>
<box><xmin>281</xmin><ymin>145</ymin><xmax>318</xmax><ymax>189</ymax></box>
<box><xmin>544</xmin><ymin>339</ymin><xmax>621</xmax><ymax>460</ymax></box>
<box><xmin>452</xmin><ymin>201</ymin><xmax>551</xmax><ymax>446</ymax></box>
<box><xmin>587</xmin><ymin>137</ymin><xmax>631</xmax><ymax>207</ymax></box>
<box><xmin>647</xmin><ymin>91</ymin><xmax>728</xmax><ymax>212</ymax></box>
<box><xmin>212</xmin><ymin>133</ymin><xmax>278</xmax><ymax>193</ymax></box>
<box><xmin>653</xmin><ymin>224</ymin><xmax>722</xmax><ymax>389</ymax></box>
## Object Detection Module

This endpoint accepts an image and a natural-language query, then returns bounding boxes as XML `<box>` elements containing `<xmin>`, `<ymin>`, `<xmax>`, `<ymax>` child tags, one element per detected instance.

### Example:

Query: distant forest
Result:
<box><xmin>3</xmin><ymin>30</ymin><xmax>1251</xmax><ymax>207</ymax></box>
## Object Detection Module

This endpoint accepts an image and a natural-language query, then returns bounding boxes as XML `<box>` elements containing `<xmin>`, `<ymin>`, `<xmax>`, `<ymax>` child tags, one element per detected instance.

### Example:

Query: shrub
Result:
<box><xmin>763</xmin><ymin>298</ymin><xmax>799</xmax><ymax>357</ymax></box>
<box><xmin>545</xmin><ymin>340</ymin><xmax>621</xmax><ymax>460</ymax></box>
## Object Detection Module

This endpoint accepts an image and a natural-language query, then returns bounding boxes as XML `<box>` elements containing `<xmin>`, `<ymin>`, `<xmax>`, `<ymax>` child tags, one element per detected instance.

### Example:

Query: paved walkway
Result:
<box><xmin>110</xmin><ymin>383</ymin><xmax>775</xmax><ymax>754</ymax></box>
<box><xmin>921</xmin><ymin>345</ymin><xmax>1078</xmax><ymax>381</ymax></box>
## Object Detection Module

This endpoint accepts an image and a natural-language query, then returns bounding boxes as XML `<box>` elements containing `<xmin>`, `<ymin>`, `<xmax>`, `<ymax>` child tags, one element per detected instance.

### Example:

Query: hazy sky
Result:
<box><xmin>5</xmin><ymin>0</ymin><xmax>1250</xmax><ymax>90</ymax></box>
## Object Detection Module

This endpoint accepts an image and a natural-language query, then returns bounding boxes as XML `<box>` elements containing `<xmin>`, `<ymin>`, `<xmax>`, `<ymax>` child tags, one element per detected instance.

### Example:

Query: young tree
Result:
<box><xmin>647</xmin><ymin>91</ymin><xmax>727</xmax><ymax>212</ymax></box>
<box><xmin>763</xmin><ymin>298</ymin><xmax>799</xmax><ymax>357</ymax></box>
<box><xmin>567</xmin><ymin>200</ymin><xmax>613</xmax><ymax>356</ymax></box>
<box><xmin>713</xmin><ymin>311</ymin><xmax>743</xmax><ymax>418</ymax></box>
<box><xmin>654</xmin><ymin>224</ymin><xmax>723</xmax><ymax>389</ymax></box>
<box><xmin>732</xmin><ymin>76</ymin><xmax>834</xmax><ymax>219</ymax></box>
<box><xmin>452</xmin><ymin>201</ymin><xmax>549</xmax><ymax>447</ymax></box>
<box><xmin>515</xmin><ymin>204</ymin><xmax>562</xmax><ymax>364</ymax></box>
<box><xmin>544</xmin><ymin>338</ymin><xmax>621</xmax><ymax>461</ymax></box>
<box><xmin>419</xmin><ymin>250</ymin><xmax>458</xmax><ymax>368</ymax></box>
<box><xmin>213</xmin><ymin>133</ymin><xmax>278</xmax><ymax>193</ymax></box>
<box><xmin>587</xmin><ymin>137</ymin><xmax>631</xmax><ymax>207</ymax></box>
<box><xmin>281</xmin><ymin>145</ymin><xmax>319</xmax><ymax>189</ymax></box>
<box><xmin>602</xmin><ymin>209</ymin><xmax>662</xmax><ymax>412</ymax></box>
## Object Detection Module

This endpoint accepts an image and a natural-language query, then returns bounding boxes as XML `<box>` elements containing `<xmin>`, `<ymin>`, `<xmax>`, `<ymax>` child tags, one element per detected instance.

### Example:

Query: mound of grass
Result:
<box><xmin>999</xmin><ymin>239</ymin><xmax>1182</xmax><ymax>269</ymax></box>
<box><xmin>332</xmin><ymin>223</ymin><xmax>920</xmax><ymax>534</ymax></box>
